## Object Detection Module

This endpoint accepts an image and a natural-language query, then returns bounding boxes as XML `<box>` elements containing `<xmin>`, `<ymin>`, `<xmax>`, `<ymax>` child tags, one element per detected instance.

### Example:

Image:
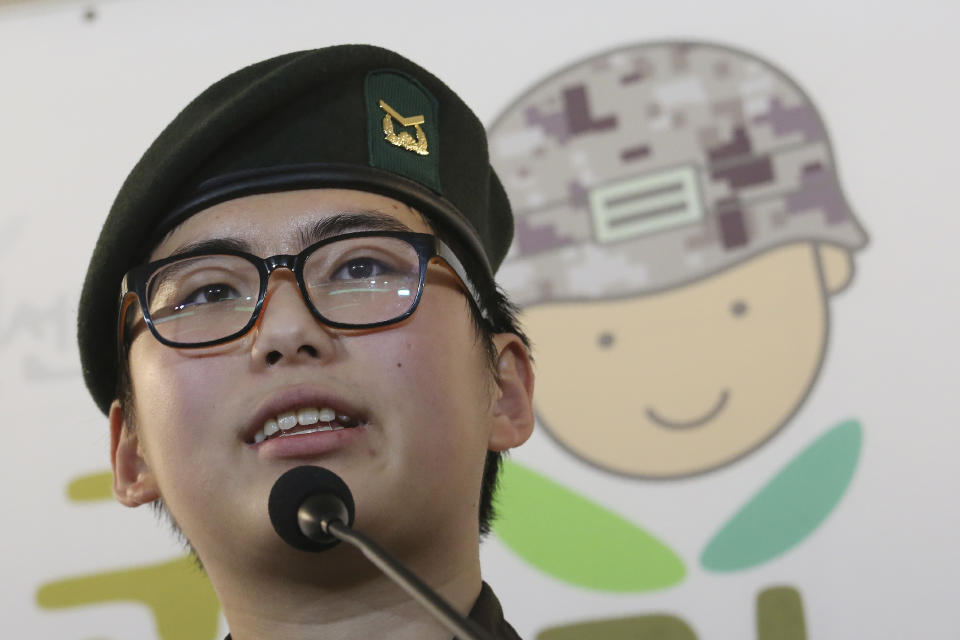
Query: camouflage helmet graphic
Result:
<box><xmin>490</xmin><ymin>41</ymin><xmax>868</xmax><ymax>306</ymax></box>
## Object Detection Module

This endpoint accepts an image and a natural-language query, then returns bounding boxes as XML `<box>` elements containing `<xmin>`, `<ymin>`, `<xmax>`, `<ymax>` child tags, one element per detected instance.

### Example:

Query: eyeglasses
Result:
<box><xmin>118</xmin><ymin>231</ymin><xmax>482</xmax><ymax>348</ymax></box>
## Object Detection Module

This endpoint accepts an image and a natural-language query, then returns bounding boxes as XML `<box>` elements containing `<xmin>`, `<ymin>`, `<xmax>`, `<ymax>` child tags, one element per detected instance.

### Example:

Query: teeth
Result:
<box><xmin>252</xmin><ymin>406</ymin><xmax>357</xmax><ymax>444</ymax></box>
<box><xmin>277</xmin><ymin>411</ymin><xmax>298</xmax><ymax>432</ymax></box>
<box><xmin>264</xmin><ymin>419</ymin><xmax>279</xmax><ymax>437</ymax></box>
<box><xmin>297</xmin><ymin>408</ymin><xmax>319</xmax><ymax>425</ymax></box>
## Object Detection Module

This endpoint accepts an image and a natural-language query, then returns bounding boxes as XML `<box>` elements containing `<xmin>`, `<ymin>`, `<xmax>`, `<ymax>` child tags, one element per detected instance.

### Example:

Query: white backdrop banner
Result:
<box><xmin>1</xmin><ymin>1</ymin><xmax>958</xmax><ymax>638</ymax></box>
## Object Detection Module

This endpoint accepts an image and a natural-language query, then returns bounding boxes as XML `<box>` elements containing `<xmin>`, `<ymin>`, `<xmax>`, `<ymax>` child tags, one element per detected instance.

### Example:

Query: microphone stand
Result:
<box><xmin>325</xmin><ymin>520</ymin><xmax>495</xmax><ymax>640</ymax></box>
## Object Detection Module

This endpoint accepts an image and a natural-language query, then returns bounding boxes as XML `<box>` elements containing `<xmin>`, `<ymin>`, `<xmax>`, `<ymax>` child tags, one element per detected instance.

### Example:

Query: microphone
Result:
<box><xmin>268</xmin><ymin>465</ymin><xmax>494</xmax><ymax>640</ymax></box>
<box><xmin>268</xmin><ymin>465</ymin><xmax>355</xmax><ymax>552</ymax></box>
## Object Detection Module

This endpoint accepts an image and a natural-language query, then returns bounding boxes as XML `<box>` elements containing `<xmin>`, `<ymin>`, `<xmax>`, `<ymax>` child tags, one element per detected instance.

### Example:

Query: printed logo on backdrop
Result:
<box><xmin>27</xmin><ymin>42</ymin><xmax>868</xmax><ymax>640</ymax></box>
<box><xmin>488</xmin><ymin>41</ymin><xmax>868</xmax><ymax>639</ymax></box>
<box><xmin>0</xmin><ymin>217</ymin><xmax>79</xmax><ymax>380</ymax></box>
<box><xmin>7</xmin><ymin>200</ymin><xmax>220</xmax><ymax>638</ymax></box>
<box><xmin>36</xmin><ymin>471</ymin><xmax>221</xmax><ymax>639</ymax></box>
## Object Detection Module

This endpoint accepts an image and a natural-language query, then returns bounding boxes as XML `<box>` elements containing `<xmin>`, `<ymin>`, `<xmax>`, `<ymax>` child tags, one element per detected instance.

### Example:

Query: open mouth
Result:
<box><xmin>646</xmin><ymin>390</ymin><xmax>729</xmax><ymax>430</ymax></box>
<box><xmin>250</xmin><ymin>406</ymin><xmax>363</xmax><ymax>444</ymax></box>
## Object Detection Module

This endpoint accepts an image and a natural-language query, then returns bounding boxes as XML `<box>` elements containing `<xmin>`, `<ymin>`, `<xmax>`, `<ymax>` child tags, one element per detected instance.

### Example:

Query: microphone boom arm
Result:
<box><xmin>323</xmin><ymin>517</ymin><xmax>495</xmax><ymax>640</ymax></box>
<box><xmin>270</xmin><ymin>467</ymin><xmax>496</xmax><ymax>640</ymax></box>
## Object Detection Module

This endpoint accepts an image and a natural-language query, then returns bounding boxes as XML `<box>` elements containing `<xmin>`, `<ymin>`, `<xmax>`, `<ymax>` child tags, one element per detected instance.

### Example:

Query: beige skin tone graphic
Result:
<box><xmin>522</xmin><ymin>242</ymin><xmax>853</xmax><ymax>478</ymax></box>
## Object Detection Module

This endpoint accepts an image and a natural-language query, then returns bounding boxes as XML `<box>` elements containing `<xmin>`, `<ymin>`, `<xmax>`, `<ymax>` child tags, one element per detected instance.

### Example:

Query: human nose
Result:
<box><xmin>249</xmin><ymin>270</ymin><xmax>337</xmax><ymax>368</ymax></box>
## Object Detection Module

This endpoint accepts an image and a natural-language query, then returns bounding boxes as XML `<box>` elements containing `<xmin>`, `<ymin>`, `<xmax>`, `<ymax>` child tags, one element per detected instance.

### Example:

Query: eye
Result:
<box><xmin>178</xmin><ymin>283</ymin><xmax>242</xmax><ymax>308</ymax></box>
<box><xmin>597</xmin><ymin>331</ymin><xmax>616</xmax><ymax>348</ymax></box>
<box><xmin>730</xmin><ymin>299</ymin><xmax>749</xmax><ymax>317</ymax></box>
<box><xmin>331</xmin><ymin>257</ymin><xmax>393</xmax><ymax>280</ymax></box>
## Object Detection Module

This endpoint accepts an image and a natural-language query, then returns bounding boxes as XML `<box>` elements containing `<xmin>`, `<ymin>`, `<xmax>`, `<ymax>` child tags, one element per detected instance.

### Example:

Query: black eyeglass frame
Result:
<box><xmin>118</xmin><ymin>230</ymin><xmax>485</xmax><ymax>349</ymax></box>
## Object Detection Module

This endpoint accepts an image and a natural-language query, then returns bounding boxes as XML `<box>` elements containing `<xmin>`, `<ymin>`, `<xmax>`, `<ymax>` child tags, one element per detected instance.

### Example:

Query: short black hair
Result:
<box><xmin>428</xmin><ymin>217</ymin><xmax>530</xmax><ymax>536</ymax></box>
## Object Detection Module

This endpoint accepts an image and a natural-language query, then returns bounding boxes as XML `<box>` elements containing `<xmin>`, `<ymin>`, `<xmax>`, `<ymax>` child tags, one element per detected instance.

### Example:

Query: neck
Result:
<box><xmin>208</xmin><ymin>537</ymin><xmax>483</xmax><ymax>640</ymax></box>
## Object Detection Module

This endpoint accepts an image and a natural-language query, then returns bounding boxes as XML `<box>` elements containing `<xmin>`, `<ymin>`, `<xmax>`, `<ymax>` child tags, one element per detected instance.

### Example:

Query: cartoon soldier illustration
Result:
<box><xmin>488</xmin><ymin>41</ymin><xmax>868</xmax><ymax>638</ymax></box>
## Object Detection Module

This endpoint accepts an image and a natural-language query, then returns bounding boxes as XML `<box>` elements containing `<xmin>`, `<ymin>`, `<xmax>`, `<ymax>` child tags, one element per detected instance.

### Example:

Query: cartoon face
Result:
<box><xmin>522</xmin><ymin>243</ymin><xmax>850</xmax><ymax>477</ymax></box>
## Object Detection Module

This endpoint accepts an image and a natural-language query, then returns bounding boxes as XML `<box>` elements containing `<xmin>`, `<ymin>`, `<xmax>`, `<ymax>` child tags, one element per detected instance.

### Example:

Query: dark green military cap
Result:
<box><xmin>78</xmin><ymin>44</ymin><xmax>514</xmax><ymax>414</ymax></box>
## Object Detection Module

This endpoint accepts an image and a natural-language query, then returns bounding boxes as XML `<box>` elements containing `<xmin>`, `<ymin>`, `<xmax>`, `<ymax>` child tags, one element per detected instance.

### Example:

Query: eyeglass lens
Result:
<box><xmin>144</xmin><ymin>236</ymin><xmax>422</xmax><ymax>343</ymax></box>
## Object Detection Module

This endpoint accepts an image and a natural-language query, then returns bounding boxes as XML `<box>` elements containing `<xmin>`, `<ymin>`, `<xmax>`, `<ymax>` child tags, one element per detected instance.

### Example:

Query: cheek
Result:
<box><xmin>371</xmin><ymin>304</ymin><xmax>491</xmax><ymax>460</ymax></box>
<box><xmin>720</xmin><ymin>283</ymin><xmax>828</xmax><ymax>420</ymax></box>
<box><xmin>128</xmin><ymin>340</ymin><xmax>241</xmax><ymax>456</ymax></box>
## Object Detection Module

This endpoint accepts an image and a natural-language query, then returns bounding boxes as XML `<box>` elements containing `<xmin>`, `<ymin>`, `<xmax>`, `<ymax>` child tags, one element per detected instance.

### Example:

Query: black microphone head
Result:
<box><xmin>268</xmin><ymin>466</ymin><xmax>356</xmax><ymax>552</ymax></box>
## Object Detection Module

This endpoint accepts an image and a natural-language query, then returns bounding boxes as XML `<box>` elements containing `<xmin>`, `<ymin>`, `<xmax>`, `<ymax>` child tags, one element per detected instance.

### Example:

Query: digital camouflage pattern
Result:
<box><xmin>490</xmin><ymin>41</ymin><xmax>867</xmax><ymax>306</ymax></box>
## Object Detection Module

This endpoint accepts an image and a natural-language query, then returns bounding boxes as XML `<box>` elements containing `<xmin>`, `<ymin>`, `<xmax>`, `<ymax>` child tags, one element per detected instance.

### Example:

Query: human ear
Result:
<box><xmin>487</xmin><ymin>334</ymin><xmax>535</xmax><ymax>452</ymax></box>
<box><xmin>109</xmin><ymin>400</ymin><xmax>160</xmax><ymax>507</ymax></box>
<box><xmin>818</xmin><ymin>243</ymin><xmax>855</xmax><ymax>294</ymax></box>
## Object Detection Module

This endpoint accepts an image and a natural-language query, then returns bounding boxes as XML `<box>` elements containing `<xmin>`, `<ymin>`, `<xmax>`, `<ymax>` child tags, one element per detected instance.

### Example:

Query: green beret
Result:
<box><xmin>78</xmin><ymin>44</ymin><xmax>513</xmax><ymax>415</ymax></box>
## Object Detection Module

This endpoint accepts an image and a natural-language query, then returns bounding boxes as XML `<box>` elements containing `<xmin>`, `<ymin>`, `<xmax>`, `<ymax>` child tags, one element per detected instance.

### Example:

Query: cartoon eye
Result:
<box><xmin>730</xmin><ymin>300</ymin><xmax>749</xmax><ymax>317</ymax></box>
<box><xmin>597</xmin><ymin>331</ymin><xmax>616</xmax><ymax>348</ymax></box>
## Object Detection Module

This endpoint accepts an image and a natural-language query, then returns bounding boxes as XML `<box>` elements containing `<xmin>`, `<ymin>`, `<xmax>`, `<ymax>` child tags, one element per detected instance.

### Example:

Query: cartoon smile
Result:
<box><xmin>646</xmin><ymin>390</ymin><xmax>730</xmax><ymax>430</ymax></box>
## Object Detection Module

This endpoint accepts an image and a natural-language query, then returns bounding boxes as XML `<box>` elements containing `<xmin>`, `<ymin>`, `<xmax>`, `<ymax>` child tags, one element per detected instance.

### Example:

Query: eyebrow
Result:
<box><xmin>301</xmin><ymin>211</ymin><xmax>415</xmax><ymax>245</ymax></box>
<box><xmin>165</xmin><ymin>237</ymin><xmax>250</xmax><ymax>259</ymax></box>
<box><xmin>164</xmin><ymin>211</ymin><xmax>417</xmax><ymax>259</ymax></box>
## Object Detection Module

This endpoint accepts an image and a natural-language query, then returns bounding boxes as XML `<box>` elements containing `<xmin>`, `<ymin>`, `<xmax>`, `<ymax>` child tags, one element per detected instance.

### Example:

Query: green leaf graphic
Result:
<box><xmin>494</xmin><ymin>460</ymin><xmax>684</xmax><ymax>591</ymax></box>
<box><xmin>701</xmin><ymin>420</ymin><xmax>862</xmax><ymax>572</ymax></box>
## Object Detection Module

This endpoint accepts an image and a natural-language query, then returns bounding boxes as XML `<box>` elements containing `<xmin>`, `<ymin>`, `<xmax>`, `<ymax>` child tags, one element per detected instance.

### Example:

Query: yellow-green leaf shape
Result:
<box><xmin>494</xmin><ymin>460</ymin><xmax>684</xmax><ymax>592</ymax></box>
<box><xmin>67</xmin><ymin>471</ymin><xmax>114</xmax><ymax>502</ymax></box>
<box><xmin>701</xmin><ymin>420</ymin><xmax>862</xmax><ymax>572</ymax></box>
<box><xmin>37</xmin><ymin>555</ymin><xmax>220</xmax><ymax>640</ymax></box>
<box><xmin>538</xmin><ymin>613</ymin><xmax>696</xmax><ymax>639</ymax></box>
